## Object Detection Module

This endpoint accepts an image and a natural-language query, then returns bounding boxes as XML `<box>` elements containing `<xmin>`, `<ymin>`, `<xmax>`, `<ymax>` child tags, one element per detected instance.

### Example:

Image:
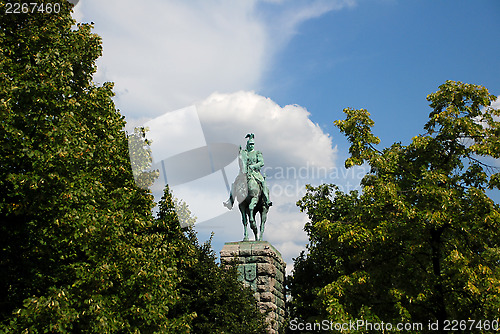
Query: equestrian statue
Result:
<box><xmin>223</xmin><ymin>133</ymin><xmax>272</xmax><ymax>241</ymax></box>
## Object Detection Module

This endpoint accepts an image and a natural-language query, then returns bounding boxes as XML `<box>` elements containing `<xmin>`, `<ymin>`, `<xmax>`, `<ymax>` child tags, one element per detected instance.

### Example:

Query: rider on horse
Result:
<box><xmin>223</xmin><ymin>133</ymin><xmax>272</xmax><ymax>209</ymax></box>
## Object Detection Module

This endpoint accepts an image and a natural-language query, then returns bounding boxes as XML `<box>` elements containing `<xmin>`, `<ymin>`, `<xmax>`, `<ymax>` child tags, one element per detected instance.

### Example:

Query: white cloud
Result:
<box><xmin>265</xmin><ymin>201</ymin><xmax>310</xmax><ymax>276</ymax></box>
<box><xmin>491</xmin><ymin>97</ymin><xmax>500</xmax><ymax>111</ymax></box>
<box><xmin>76</xmin><ymin>0</ymin><xmax>355</xmax><ymax>120</ymax></box>
<box><xmin>77</xmin><ymin>0</ymin><xmax>357</xmax><ymax>276</ymax></box>
<box><xmin>266</xmin><ymin>0</ymin><xmax>356</xmax><ymax>48</ymax></box>
<box><xmin>139</xmin><ymin>90</ymin><xmax>337</xmax><ymax>223</ymax></box>
<box><xmin>277</xmin><ymin>241</ymin><xmax>307</xmax><ymax>276</ymax></box>
<box><xmin>79</xmin><ymin>0</ymin><xmax>268</xmax><ymax>117</ymax></box>
<box><xmin>196</xmin><ymin>91</ymin><xmax>337</xmax><ymax>169</ymax></box>
<box><xmin>70</xmin><ymin>1</ymin><xmax>84</xmax><ymax>22</ymax></box>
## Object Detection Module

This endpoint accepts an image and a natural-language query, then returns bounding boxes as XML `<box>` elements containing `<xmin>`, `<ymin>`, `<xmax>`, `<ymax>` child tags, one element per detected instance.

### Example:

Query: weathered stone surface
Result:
<box><xmin>220</xmin><ymin>241</ymin><xmax>286</xmax><ymax>334</ymax></box>
<box><xmin>260</xmin><ymin>292</ymin><xmax>274</xmax><ymax>302</ymax></box>
<box><xmin>257</xmin><ymin>276</ymin><xmax>270</xmax><ymax>285</ymax></box>
<box><xmin>219</xmin><ymin>243</ymin><xmax>240</xmax><ymax>258</ymax></box>
<box><xmin>257</xmin><ymin>284</ymin><xmax>268</xmax><ymax>292</ymax></box>
<box><xmin>257</xmin><ymin>263</ymin><xmax>276</xmax><ymax>276</ymax></box>
<box><xmin>247</xmin><ymin>255</ymin><xmax>272</xmax><ymax>264</ymax></box>
<box><xmin>274</xmin><ymin>289</ymin><xmax>284</xmax><ymax>301</ymax></box>
<box><xmin>276</xmin><ymin>296</ymin><xmax>285</xmax><ymax>309</ymax></box>
<box><xmin>258</xmin><ymin>301</ymin><xmax>277</xmax><ymax>312</ymax></box>
<box><xmin>240</xmin><ymin>242</ymin><xmax>253</xmax><ymax>256</ymax></box>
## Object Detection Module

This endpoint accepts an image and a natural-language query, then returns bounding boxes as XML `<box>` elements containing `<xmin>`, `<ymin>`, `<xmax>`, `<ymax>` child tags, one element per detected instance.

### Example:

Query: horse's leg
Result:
<box><xmin>259</xmin><ymin>207</ymin><xmax>268</xmax><ymax>241</ymax></box>
<box><xmin>251</xmin><ymin>210</ymin><xmax>259</xmax><ymax>241</ymax></box>
<box><xmin>248</xmin><ymin>197</ymin><xmax>259</xmax><ymax>240</ymax></box>
<box><xmin>239</xmin><ymin>202</ymin><xmax>249</xmax><ymax>241</ymax></box>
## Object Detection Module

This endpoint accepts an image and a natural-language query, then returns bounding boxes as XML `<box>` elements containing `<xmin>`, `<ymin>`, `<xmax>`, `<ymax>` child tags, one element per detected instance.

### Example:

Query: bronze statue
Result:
<box><xmin>224</xmin><ymin>134</ymin><xmax>271</xmax><ymax>241</ymax></box>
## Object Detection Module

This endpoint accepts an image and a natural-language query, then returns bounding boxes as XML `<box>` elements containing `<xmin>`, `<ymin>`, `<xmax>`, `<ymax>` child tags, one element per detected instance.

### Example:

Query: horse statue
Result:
<box><xmin>223</xmin><ymin>134</ymin><xmax>271</xmax><ymax>241</ymax></box>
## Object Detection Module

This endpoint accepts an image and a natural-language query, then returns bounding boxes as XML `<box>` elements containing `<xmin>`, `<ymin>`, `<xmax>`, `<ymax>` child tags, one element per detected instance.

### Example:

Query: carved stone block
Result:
<box><xmin>220</xmin><ymin>241</ymin><xmax>286</xmax><ymax>334</ymax></box>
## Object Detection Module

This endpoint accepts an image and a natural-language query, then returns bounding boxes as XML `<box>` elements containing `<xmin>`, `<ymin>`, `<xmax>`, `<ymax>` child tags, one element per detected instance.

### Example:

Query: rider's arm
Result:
<box><xmin>250</xmin><ymin>151</ymin><xmax>264</xmax><ymax>170</ymax></box>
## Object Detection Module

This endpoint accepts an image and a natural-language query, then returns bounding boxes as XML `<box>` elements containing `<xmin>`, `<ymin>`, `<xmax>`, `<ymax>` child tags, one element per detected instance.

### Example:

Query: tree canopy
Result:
<box><xmin>0</xmin><ymin>1</ymin><xmax>265</xmax><ymax>332</ymax></box>
<box><xmin>289</xmin><ymin>81</ymin><xmax>500</xmax><ymax>333</ymax></box>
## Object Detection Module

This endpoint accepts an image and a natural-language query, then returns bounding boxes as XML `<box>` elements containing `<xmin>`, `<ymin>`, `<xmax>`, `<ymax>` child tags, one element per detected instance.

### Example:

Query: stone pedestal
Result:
<box><xmin>220</xmin><ymin>241</ymin><xmax>286</xmax><ymax>334</ymax></box>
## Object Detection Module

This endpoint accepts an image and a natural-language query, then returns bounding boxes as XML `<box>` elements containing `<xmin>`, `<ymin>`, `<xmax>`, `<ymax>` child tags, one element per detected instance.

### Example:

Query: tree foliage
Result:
<box><xmin>0</xmin><ymin>1</ymin><xmax>265</xmax><ymax>332</ymax></box>
<box><xmin>290</xmin><ymin>81</ymin><xmax>500</xmax><ymax>332</ymax></box>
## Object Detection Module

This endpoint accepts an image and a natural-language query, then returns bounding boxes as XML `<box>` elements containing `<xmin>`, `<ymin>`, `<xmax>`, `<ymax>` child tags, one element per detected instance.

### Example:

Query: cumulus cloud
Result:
<box><xmin>265</xmin><ymin>197</ymin><xmax>310</xmax><ymax>275</ymax></box>
<box><xmin>491</xmin><ymin>97</ymin><xmax>500</xmax><ymax>111</ymax></box>
<box><xmin>77</xmin><ymin>0</ymin><xmax>356</xmax><ymax>121</ymax></box>
<box><xmin>139</xmin><ymin>91</ymin><xmax>337</xmax><ymax>221</ymax></box>
<box><xmin>77</xmin><ymin>0</ymin><xmax>358</xmax><ymax>274</ymax></box>
<box><xmin>79</xmin><ymin>0</ymin><xmax>268</xmax><ymax>118</ymax></box>
<box><xmin>196</xmin><ymin>91</ymin><xmax>337</xmax><ymax>169</ymax></box>
<box><xmin>130</xmin><ymin>91</ymin><xmax>370</xmax><ymax>272</ymax></box>
<box><xmin>70</xmin><ymin>1</ymin><xmax>84</xmax><ymax>22</ymax></box>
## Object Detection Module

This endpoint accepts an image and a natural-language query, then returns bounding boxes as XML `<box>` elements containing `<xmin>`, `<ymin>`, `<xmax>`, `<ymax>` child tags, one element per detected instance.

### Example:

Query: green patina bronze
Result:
<box><xmin>224</xmin><ymin>134</ymin><xmax>272</xmax><ymax>241</ymax></box>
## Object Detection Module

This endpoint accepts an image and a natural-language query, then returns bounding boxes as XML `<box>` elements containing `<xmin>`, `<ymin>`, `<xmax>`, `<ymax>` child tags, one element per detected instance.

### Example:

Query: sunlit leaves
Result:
<box><xmin>334</xmin><ymin>108</ymin><xmax>380</xmax><ymax>168</ymax></box>
<box><xmin>290</xmin><ymin>81</ymin><xmax>500</xmax><ymax>329</ymax></box>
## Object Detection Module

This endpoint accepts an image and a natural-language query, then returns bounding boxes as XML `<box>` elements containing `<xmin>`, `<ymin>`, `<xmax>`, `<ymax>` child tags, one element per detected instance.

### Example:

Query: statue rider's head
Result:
<box><xmin>245</xmin><ymin>133</ymin><xmax>255</xmax><ymax>152</ymax></box>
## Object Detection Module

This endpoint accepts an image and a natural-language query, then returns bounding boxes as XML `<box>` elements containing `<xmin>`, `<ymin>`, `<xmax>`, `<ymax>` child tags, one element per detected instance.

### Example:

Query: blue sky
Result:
<box><xmin>264</xmin><ymin>0</ymin><xmax>500</xmax><ymax>148</ymax></box>
<box><xmin>75</xmin><ymin>0</ymin><xmax>500</xmax><ymax>273</ymax></box>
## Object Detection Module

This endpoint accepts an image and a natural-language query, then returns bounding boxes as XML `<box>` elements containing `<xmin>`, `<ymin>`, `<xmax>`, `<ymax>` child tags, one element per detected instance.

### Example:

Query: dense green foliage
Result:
<box><xmin>156</xmin><ymin>191</ymin><xmax>267</xmax><ymax>334</ymax></box>
<box><xmin>290</xmin><ymin>81</ymin><xmax>500</xmax><ymax>332</ymax></box>
<box><xmin>0</xmin><ymin>1</ymin><xmax>265</xmax><ymax>332</ymax></box>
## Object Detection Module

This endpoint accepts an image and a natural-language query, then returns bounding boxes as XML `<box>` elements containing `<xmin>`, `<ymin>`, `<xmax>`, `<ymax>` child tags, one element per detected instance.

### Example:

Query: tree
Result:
<box><xmin>156</xmin><ymin>189</ymin><xmax>267</xmax><ymax>334</ymax></box>
<box><xmin>0</xmin><ymin>0</ymin><xmax>194</xmax><ymax>331</ymax></box>
<box><xmin>0</xmin><ymin>1</ymin><xmax>266</xmax><ymax>332</ymax></box>
<box><xmin>289</xmin><ymin>81</ymin><xmax>500</xmax><ymax>332</ymax></box>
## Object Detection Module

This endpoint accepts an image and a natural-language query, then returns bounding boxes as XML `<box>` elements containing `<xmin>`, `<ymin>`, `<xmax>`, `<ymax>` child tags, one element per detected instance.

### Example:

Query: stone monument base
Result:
<box><xmin>220</xmin><ymin>241</ymin><xmax>286</xmax><ymax>334</ymax></box>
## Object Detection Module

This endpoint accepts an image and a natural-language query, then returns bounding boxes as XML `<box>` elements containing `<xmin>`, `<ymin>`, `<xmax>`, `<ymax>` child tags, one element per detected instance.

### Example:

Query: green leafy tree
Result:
<box><xmin>289</xmin><ymin>81</ymin><xmax>500</xmax><ymax>333</ymax></box>
<box><xmin>0</xmin><ymin>1</ymin><xmax>194</xmax><ymax>331</ymax></box>
<box><xmin>0</xmin><ymin>1</ymin><xmax>266</xmax><ymax>332</ymax></box>
<box><xmin>127</xmin><ymin>126</ymin><xmax>160</xmax><ymax>190</ymax></box>
<box><xmin>151</xmin><ymin>188</ymin><xmax>267</xmax><ymax>334</ymax></box>
<box><xmin>172</xmin><ymin>231</ymin><xmax>267</xmax><ymax>334</ymax></box>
